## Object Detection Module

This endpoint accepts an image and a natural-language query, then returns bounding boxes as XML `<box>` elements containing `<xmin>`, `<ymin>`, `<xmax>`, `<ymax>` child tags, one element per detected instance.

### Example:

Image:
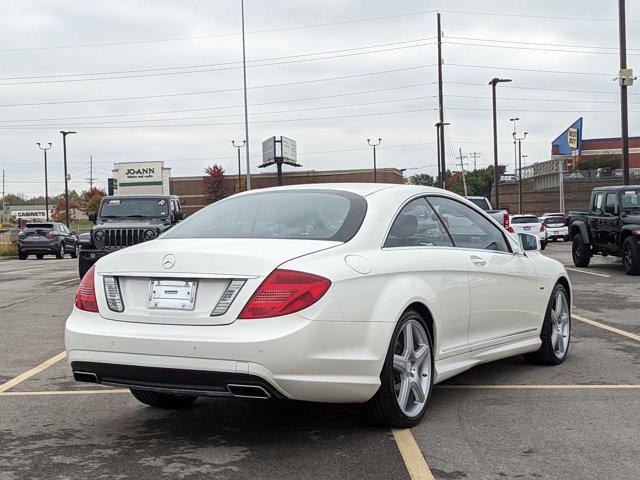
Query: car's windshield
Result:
<box><xmin>100</xmin><ymin>198</ymin><xmax>169</xmax><ymax>218</ymax></box>
<box><xmin>621</xmin><ymin>190</ymin><xmax>640</xmax><ymax>211</ymax></box>
<box><xmin>162</xmin><ymin>190</ymin><xmax>367</xmax><ymax>241</ymax></box>
<box><xmin>511</xmin><ymin>216</ymin><xmax>539</xmax><ymax>224</ymax></box>
<box><xmin>467</xmin><ymin>198</ymin><xmax>490</xmax><ymax>211</ymax></box>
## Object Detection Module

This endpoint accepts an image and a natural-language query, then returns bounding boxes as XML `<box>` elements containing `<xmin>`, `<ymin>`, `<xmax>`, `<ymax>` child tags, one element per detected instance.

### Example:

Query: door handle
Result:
<box><xmin>470</xmin><ymin>255</ymin><xmax>487</xmax><ymax>267</ymax></box>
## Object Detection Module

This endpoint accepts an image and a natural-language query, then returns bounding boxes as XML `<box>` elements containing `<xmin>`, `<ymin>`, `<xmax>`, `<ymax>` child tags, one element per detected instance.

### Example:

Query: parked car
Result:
<box><xmin>508</xmin><ymin>215</ymin><xmax>547</xmax><ymax>250</ymax></box>
<box><xmin>465</xmin><ymin>196</ymin><xmax>510</xmax><ymax>229</ymax></box>
<box><xmin>78</xmin><ymin>195</ymin><xmax>183</xmax><ymax>278</ymax></box>
<box><xmin>540</xmin><ymin>214</ymin><xmax>570</xmax><ymax>242</ymax></box>
<box><xmin>66</xmin><ymin>184</ymin><xmax>571</xmax><ymax>428</ymax></box>
<box><xmin>569</xmin><ymin>185</ymin><xmax>640</xmax><ymax>275</ymax></box>
<box><xmin>18</xmin><ymin>222</ymin><xmax>78</xmax><ymax>260</ymax></box>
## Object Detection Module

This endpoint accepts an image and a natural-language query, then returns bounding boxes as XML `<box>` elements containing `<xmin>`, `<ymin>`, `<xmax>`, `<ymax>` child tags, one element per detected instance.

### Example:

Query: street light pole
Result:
<box><xmin>513</xmin><ymin>131</ymin><xmax>528</xmax><ymax>214</ymax></box>
<box><xmin>490</xmin><ymin>78</ymin><xmax>512</xmax><ymax>208</ymax></box>
<box><xmin>510</xmin><ymin>117</ymin><xmax>519</xmax><ymax>175</ymax></box>
<box><xmin>240</xmin><ymin>0</ymin><xmax>252</xmax><ymax>190</ymax></box>
<box><xmin>231</xmin><ymin>140</ymin><xmax>246</xmax><ymax>192</ymax></box>
<box><xmin>37</xmin><ymin>142</ymin><xmax>52</xmax><ymax>221</ymax></box>
<box><xmin>367</xmin><ymin>138</ymin><xmax>382</xmax><ymax>182</ymax></box>
<box><xmin>60</xmin><ymin>131</ymin><xmax>76</xmax><ymax>227</ymax></box>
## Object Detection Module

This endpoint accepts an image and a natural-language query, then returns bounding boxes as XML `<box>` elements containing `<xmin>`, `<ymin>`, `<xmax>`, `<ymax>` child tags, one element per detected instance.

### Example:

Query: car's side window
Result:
<box><xmin>426</xmin><ymin>196</ymin><xmax>511</xmax><ymax>253</ymax></box>
<box><xmin>384</xmin><ymin>197</ymin><xmax>453</xmax><ymax>248</ymax></box>
<box><xmin>605</xmin><ymin>192</ymin><xmax>617</xmax><ymax>213</ymax></box>
<box><xmin>592</xmin><ymin>192</ymin><xmax>604</xmax><ymax>214</ymax></box>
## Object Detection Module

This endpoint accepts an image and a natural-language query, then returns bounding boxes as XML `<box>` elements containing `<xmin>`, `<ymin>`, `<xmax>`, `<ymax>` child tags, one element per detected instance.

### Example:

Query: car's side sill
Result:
<box><xmin>442</xmin><ymin>327</ymin><xmax>538</xmax><ymax>355</ymax></box>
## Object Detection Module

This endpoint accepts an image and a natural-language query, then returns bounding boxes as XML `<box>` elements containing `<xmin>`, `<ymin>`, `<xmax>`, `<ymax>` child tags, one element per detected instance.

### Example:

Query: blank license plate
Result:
<box><xmin>147</xmin><ymin>280</ymin><xmax>197</xmax><ymax>310</ymax></box>
<box><xmin>524</xmin><ymin>226</ymin><xmax>531</xmax><ymax>230</ymax></box>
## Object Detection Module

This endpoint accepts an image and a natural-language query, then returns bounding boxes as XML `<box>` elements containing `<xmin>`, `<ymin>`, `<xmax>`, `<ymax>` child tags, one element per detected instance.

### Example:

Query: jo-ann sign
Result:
<box><xmin>116</xmin><ymin>161</ymin><xmax>163</xmax><ymax>186</ymax></box>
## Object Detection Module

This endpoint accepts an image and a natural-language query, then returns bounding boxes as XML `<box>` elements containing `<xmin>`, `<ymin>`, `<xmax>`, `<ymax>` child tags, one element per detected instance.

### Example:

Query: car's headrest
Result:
<box><xmin>390</xmin><ymin>214</ymin><xmax>418</xmax><ymax>238</ymax></box>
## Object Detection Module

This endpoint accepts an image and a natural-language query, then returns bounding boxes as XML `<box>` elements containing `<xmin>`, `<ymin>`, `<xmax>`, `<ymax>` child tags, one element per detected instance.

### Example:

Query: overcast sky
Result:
<box><xmin>1</xmin><ymin>0</ymin><xmax>638</xmax><ymax>197</ymax></box>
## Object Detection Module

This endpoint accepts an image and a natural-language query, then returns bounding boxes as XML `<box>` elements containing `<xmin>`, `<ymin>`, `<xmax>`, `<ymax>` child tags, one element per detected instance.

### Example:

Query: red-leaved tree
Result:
<box><xmin>203</xmin><ymin>164</ymin><xmax>226</xmax><ymax>203</ymax></box>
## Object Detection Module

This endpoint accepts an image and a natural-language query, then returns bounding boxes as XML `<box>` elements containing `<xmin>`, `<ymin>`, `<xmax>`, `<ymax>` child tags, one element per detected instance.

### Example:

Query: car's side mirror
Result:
<box><xmin>173</xmin><ymin>211</ymin><xmax>183</xmax><ymax>221</ymax></box>
<box><xmin>604</xmin><ymin>203</ymin><xmax>617</xmax><ymax>215</ymax></box>
<box><xmin>88</xmin><ymin>212</ymin><xmax>97</xmax><ymax>223</ymax></box>
<box><xmin>518</xmin><ymin>233</ymin><xmax>540</xmax><ymax>252</ymax></box>
<box><xmin>71</xmin><ymin>231</ymin><xmax>77</xmax><ymax>237</ymax></box>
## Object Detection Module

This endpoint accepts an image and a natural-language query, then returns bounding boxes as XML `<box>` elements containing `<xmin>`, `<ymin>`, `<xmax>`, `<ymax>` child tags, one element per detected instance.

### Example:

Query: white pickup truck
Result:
<box><xmin>466</xmin><ymin>196</ymin><xmax>510</xmax><ymax>229</ymax></box>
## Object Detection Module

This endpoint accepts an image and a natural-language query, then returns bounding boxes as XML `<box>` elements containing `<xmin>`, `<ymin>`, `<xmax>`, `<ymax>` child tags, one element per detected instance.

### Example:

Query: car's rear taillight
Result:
<box><xmin>503</xmin><ymin>213</ymin><xmax>510</xmax><ymax>228</ymax></box>
<box><xmin>75</xmin><ymin>265</ymin><xmax>98</xmax><ymax>312</ymax></box>
<box><xmin>45</xmin><ymin>231</ymin><xmax>60</xmax><ymax>238</ymax></box>
<box><xmin>238</xmin><ymin>269</ymin><xmax>331</xmax><ymax>319</ymax></box>
<box><xmin>506</xmin><ymin>226</ymin><xmax>515</xmax><ymax>233</ymax></box>
<box><xmin>540</xmin><ymin>224</ymin><xmax>545</xmax><ymax>232</ymax></box>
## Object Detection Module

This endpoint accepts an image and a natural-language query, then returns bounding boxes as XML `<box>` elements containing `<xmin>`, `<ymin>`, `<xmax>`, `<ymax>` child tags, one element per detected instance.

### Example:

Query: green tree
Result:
<box><xmin>406</xmin><ymin>173</ymin><xmax>435</xmax><ymax>186</ymax></box>
<box><xmin>85</xmin><ymin>195</ymin><xmax>103</xmax><ymax>215</ymax></box>
<box><xmin>578</xmin><ymin>154</ymin><xmax>621</xmax><ymax>171</ymax></box>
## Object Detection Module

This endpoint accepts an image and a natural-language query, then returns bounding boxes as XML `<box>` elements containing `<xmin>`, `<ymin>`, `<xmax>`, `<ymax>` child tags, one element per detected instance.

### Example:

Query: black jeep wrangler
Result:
<box><xmin>568</xmin><ymin>185</ymin><xmax>640</xmax><ymax>275</ymax></box>
<box><xmin>78</xmin><ymin>195</ymin><xmax>183</xmax><ymax>278</ymax></box>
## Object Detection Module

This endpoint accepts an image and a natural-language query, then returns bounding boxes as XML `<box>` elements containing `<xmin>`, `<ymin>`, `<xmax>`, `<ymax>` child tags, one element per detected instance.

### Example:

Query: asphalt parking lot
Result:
<box><xmin>1</xmin><ymin>243</ymin><xmax>638</xmax><ymax>480</ymax></box>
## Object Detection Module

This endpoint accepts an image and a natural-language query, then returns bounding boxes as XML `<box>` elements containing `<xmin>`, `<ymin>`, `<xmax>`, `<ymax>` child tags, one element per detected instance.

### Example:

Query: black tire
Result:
<box><xmin>572</xmin><ymin>233</ymin><xmax>591</xmax><ymax>268</ymax></box>
<box><xmin>622</xmin><ymin>237</ymin><xmax>640</xmax><ymax>275</ymax></box>
<box><xmin>55</xmin><ymin>242</ymin><xmax>65</xmax><ymax>259</ymax></box>
<box><xmin>78</xmin><ymin>255</ymin><xmax>93</xmax><ymax>279</ymax></box>
<box><xmin>70</xmin><ymin>244</ymin><xmax>78</xmax><ymax>259</ymax></box>
<box><xmin>524</xmin><ymin>283</ymin><xmax>571</xmax><ymax>366</ymax></box>
<box><xmin>363</xmin><ymin>309</ymin><xmax>434</xmax><ymax>428</ymax></box>
<box><xmin>36</xmin><ymin>254</ymin><xmax>44</xmax><ymax>260</ymax></box>
<box><xmin>18</xmin><ymin>251</ymin><xmax>27</xmax><ymax>260</ymax></box>
<box><xmin>563</xmin><ymin>235</ymin><xmax>570</xmax><ymax>242</ymax></box>
<box><xmin>130</xmin><ymin>389</ymin><xmax>198</xmax><ymax>409</ymax></box>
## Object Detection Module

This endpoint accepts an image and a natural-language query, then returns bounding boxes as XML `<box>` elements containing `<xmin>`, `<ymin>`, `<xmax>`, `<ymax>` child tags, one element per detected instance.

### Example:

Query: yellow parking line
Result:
<box><xmin>392</xmin><ymin>428</ymin><xmax>435</xmax><ymax>480</ymax></box>
<box><xmin>572</xmin><ymin>314</ymin><xmax>640</xmax><ymax>342</ymax></box>
<box><xmin>438</xmin><ymin>384</ymin><xmax>640</xmax><ymax>390</ymax></box>
<box><xmin>0</xmin><ymin>351</ymin><xmax>67</xmax><ymax>393</ymax></box>
<box><xmin>0</xmin><ymin>389</ymin><xmax>128</xmax><ymax>396</ymax></box>
<box><xmin>565</xmin><ymin>267</ymin><xmax>611</xmax><ymax>278</ymax></box>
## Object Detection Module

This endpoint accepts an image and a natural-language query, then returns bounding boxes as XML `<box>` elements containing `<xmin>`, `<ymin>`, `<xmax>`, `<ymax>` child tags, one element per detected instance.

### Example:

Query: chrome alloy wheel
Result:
<box><xmin>550</xmin><ymin>289</ymin><xmax>570</xmax><ymax>358</ymax></box>
<box><xmin>392</xmin><ymin>320</ymin><xmax>431</xmax><ymax>417</ymax></box>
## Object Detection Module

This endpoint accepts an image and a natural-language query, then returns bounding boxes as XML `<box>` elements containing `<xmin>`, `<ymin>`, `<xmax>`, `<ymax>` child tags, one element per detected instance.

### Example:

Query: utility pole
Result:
<box><xmin>1</xmin><ymin>170</ymin><xmax>5</xmax><ymax>223</ymax></box>
<box><xmin>241</xmin><ymin>0</ymin><xmax>252</xmax><ymax>190</ymax></box>
<box><xmin>367</xmin><ymin>138</ymin><xmax>382</xmax><ymax>182</ymax></box>
<box><xmin>436</xmin><ymin>12</ymin><xmax>446</xmax><ymax>188</ymax></box>
<box><xmin>60</xmin><ymin>131</ymin><xmax>77</xmax><ymax>227</ymax></box>
<box><xmin>469</xmin><ymin>151</ymin><xmax>482</xmax><ymax>171</ymax></box>
<box><xmin>510</xmin><ymin>117</ymin><xmax>519</xmax><ymax>175</ymax></box>
<box><xmin>37</xmin><ymin>142</ymin><xmax>52</xmax><ymax>221</ymax></box>
<box><xmin>558</xmin><ymin>159</ymin><xmax>565</xmax><ymax>213</ymax></box>
<box><xmin>456</xmin><ymin>148</ymin><xmax>468</xmax><ymax>196</ymax></box>
<box><xmin>435</xmin><ymin>122</ymin><xmax>450</xmax><ymax>188</ymax></box>
<box><xmin>232</xmin><ymin>140</ymin><xmax>246</xmax><ymax>192</ymax></box>
<box><xmin>618</xmin><ymin>0</ymin><xmax>633</xmax><ymax>185</ymax></box>
<box><xmin>513</xmin><ymin>131</ymin><xmax>528</xmax><ymax>214</ymax></box>
<box><xmin>436</xmin><ymin>124</ymin><xmax>441</xmax><ymax>182</ymax></box>
<box><xmin>490</xmin><ymin>78</ymin><xmax>512</xmax><ymax>208</ymax></box>
<box><xmin>88</xmin><ymin>155</ymin><xmax>94</xmax><ymax>189</ymax></box>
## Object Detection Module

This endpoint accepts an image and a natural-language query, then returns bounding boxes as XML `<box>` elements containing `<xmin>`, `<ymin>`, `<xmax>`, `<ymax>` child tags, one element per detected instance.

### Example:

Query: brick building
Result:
<box><xmin>170</xmin><ymin>168</ymin><xmax>404</xmax><ymax>216</ymax></box>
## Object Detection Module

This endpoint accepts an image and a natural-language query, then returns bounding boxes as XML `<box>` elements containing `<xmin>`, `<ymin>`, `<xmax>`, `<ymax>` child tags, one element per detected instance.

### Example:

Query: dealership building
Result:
<box><xmin>111</xmin><ymin>161</ymin><xmax>172</xmax><ymax>195</ymax></box>
<box><xmin>551</xmin><ymin>117</ymin><xmax>640</xmax><ymax>171</ymax></box>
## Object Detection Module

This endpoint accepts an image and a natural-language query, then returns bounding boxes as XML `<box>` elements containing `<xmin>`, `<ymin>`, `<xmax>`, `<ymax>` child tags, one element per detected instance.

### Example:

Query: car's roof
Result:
<box><xmin>240</xmin><ymin>183</ymin><xmax>443</xmax><ymax>197</ymax></box>
<box><xmin>105</xmin><ymin>194</ymin><xmax>177</xmax><ymax>199</ymax></box>
<box><xmin>511</xmin><ymin>214</ymin><xmax>539</xmax><ymax>218</ymax></box>
<box><xmin>593</xmin><ymin>185</ymin><xmax>640</xmax><ymax>191</ymax></box>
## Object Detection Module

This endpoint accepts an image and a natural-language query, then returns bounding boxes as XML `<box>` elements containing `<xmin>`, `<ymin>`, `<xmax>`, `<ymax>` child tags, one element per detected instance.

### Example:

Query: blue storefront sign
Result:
<box><xmin>552</xmin><ymin>117</ymin><xmax>583</xmax><ymax>154</ymax></box>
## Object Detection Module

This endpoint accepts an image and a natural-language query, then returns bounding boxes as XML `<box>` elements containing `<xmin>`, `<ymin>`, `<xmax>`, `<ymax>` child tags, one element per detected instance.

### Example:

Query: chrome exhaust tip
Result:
<box><xmin>73</xmin><ymin>371</ymin><xmax>100</xmax><ymax>384</ymax></box>
<box><xmin>226</xmin><ymin>384</ymin><xmax>270</xmax><ymax>399</ymax></box>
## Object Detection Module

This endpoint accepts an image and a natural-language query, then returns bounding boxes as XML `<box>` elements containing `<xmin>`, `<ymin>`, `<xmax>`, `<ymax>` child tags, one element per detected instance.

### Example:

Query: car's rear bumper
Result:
<box><xmin>546</xmin><ymin>227</ymin><xmax>569</xmax><ymax>238</ymax></box>
<box><xmin>65</xmin><ymin>308</ymin><xmax>394</xmax><ymax>403</ymax></box>
<box><xmin>18</xmin><ymin>242</ymin><xmax>57</xmax><ymax>254</ymax></box>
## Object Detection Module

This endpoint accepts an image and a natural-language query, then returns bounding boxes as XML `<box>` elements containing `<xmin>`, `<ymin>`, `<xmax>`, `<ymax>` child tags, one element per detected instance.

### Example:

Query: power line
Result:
<box><xmin>0</xmin><ymin>83</ymin><xmax>434</xmax><ymax>123</ymax></box>
<box><xmin>0</xmin><ymin>65</ymin><xmax>437</xmax><ymax>107</ymax></box>
<box><xmin>0</xmin><ymin>42</ymin><xmax>436</xmax><ymax>86</ymax></box>
<box><xmin>0</xmin><ymin>37</ymin><xmax>435</xmax><ymax>81</ymax></box>
<box><xmin>446</xmin><ymin>62</ymin><xmax>612</xmax><ymax>77</ymax></box>
<box><xmin>444</xmin><ymin>40</ymin><xmax>640</xmax><ymax>57</ymax></box>
<box><xmin>0</xmin><ymin>12</ymin><xmax>437</xmax><ymax>53</ymax></box>
<box><xmin>439</xmin><ymin>9</ymin><xmax>638</xmax><ymax>23</ymax></box>
<box><xmin>444</xmin><ymin>35</ymin><xmax>638</xmax><ymax>52</ymax></box>
<box><xmin>445</xmin><ymin>93</ymin><xmax>639</xmax><ymax>105</ymax></box>
<box><xmin>0</xmin><ymin>95</ymin><xmax>436</xmax><ymax>127</ymax></box>
<box><xmin>445</xmin><ymin>81</ymin><xmax>640</xmax><ymax>97</ymax></box>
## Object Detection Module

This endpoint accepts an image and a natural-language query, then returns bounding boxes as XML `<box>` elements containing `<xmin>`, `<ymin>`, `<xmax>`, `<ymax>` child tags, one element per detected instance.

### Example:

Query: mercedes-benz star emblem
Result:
<box><xmin>162</xmin><ymin>253</ymin><xmax>176</xmax><ymax>269</ymax></box>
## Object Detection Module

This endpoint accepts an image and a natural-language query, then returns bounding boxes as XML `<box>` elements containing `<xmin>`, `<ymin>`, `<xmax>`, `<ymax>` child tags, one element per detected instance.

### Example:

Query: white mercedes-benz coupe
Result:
<box><xmin>65</xmin><ymin>184</ymin><xmax>571</xmax><ymax>427</ymax></box>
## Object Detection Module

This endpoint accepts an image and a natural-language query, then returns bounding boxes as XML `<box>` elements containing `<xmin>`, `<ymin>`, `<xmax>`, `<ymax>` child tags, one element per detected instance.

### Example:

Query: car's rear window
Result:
<box><xmin>24</xmin><ymin>223</ymin><xmax>54</xmax><ymax>232</ymax></box>
<box><xmin>162</xmin><ymin>190</ymin><xmax>367</xmax><ymax>241</ymax></box>
<box><xmin>511</xmin><ymin>216</ymin><xmax>539</xmax><ymax>224</ymax></box>
<box><xmin>543</xmin><ymin>216</ymin><xmax>567</xmax><ymax>226</ymax></box>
